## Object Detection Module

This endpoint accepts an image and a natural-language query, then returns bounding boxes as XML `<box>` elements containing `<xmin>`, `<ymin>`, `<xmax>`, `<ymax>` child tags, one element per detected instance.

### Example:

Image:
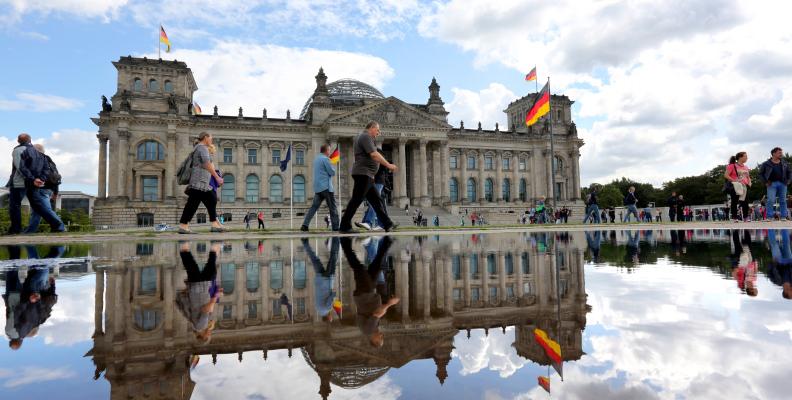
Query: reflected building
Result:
<box><xmin>88</xmin><ymin>233</ymin><xmax>590</xmax><ymax>399</ymax></box>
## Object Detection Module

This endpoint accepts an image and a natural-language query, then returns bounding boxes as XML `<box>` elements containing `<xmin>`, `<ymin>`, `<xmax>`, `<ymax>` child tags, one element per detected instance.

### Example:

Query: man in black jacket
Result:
<box><xmin>667</xmin><ymin>192</ymin><xmax>678</xmax><ymax>222</ymax></box>
<box><xmin>758</xmin><ymin>147</ymin><xmax>792</xmax><ymax>220</ymax></box>
<box><xmin>17</xmin><ymin>141</ymin><xmax>65</xmax><ymax>233</ymax></box>
<box><xmin>24</xmin><ymin>144</ymin><xmax>60</xmax><ymax>234</ymax></box>
<box><xmin>622</xmin><ymin>186</ymin><xmax>640</xmax><ymax>222</ymax></box>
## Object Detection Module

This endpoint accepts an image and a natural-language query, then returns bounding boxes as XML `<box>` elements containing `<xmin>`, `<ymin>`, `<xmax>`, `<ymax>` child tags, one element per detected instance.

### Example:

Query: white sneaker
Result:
<box><xmin>371</xmin><ymin>225</ymin><xmax>384</xmax><ymax>231</ymax></box>
<box><xmin>355</xmin><ymin>222</ymin><xmax>372</xmax><ymax>231</ymax></box>
<box><xmin>360</xmin><ymin>237</ymin><xmax>372</xmax><ymax>247</ymax></box>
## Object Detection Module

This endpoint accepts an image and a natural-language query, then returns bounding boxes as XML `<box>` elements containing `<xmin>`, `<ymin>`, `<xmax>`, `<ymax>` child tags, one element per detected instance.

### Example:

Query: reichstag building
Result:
<box><xmin>92</xmin><ymin>56</ymin><xmax>583</xmax><ymax>227</ymax></box>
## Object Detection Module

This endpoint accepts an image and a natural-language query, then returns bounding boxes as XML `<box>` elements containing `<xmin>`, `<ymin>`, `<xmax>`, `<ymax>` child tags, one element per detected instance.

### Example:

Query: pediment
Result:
<box><xmin>326</xmin><ymin>97</ymin><xmax>451</xmax><ymax>130</ymax></box>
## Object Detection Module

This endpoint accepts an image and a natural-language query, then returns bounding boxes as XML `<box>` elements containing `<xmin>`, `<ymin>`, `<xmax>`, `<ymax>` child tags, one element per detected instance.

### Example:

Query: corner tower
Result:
<box><xmin>111</xmin><ymin>56</ymin><xmax>197</xmax><ymax>115</ymax></box>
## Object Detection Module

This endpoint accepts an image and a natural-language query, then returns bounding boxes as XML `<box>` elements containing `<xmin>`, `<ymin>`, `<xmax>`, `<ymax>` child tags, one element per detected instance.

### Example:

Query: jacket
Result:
<box><xmin>758</xmin><ymin>158</ymin><xmax>792</xmax><ymax>185</ymax></box>
<box><xmin>17</xmin><ymin>145</ymin><xmax>50</xmax><ymax>186</ymax></box>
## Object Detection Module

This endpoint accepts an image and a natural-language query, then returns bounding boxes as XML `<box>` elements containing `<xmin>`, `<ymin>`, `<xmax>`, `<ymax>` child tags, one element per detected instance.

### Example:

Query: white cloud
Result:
<box><xmin>0</xmin><ymin>92</ymin><xmax>83</xmax><ymax>112</ymax></box>
<box><xmin>452</xmin><ymin>327</ymin><xmax>528</xmax><ymax>378</ymax></box>
<box><xmin>0</xmin><ymin>0</ymin><xmax>127</xmax><ymax>23</ymax></box>
<box><xmin>419</xmin><ymin>0</ymin><xmax>792</xmax><ymax>185</ymax></box>
<box><xmin>445</xmin><ymin>83</ymin><xmax>516</xmax><ymax>130</ymax></box>
<box><xmin>1</xmin><ymin>366</ymin><xmax>76</xmax><ymax>388</ymax></box>
<box><xmin>145</xmin><ymin>41</ymin><xmax>395</xmax><ymax>119</ymax></box>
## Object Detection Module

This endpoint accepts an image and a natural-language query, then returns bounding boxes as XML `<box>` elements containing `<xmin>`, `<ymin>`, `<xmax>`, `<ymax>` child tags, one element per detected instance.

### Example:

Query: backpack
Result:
<box><xmin>45</xmin><ymin>155</ymin><xmax>61</xmax><ymax>187</ymax></box>
<box><xmin>176</xmin><ymin>150</ymin><xmax>196</xmax><ymax>185</ymax></box>
<box><xmin>585</xmin><ymin>193</ymin><xmax>593</xmax><ymax>206</ymax></box>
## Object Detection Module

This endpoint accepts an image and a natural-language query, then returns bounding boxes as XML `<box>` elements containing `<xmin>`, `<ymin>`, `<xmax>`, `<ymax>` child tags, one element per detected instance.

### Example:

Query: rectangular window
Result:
<box><xmin>485</xmin><ymin>156</ymin><xmax>493</xmax><ymax>170</ymax></box>
<box><xmin>247</xmin><ymin>148</ymin><xmax>257</xmax><ymax>164</ymax></box>
<box><xmin>272</xmin><ymin>299</ymin><xmax>281</xmax><ymax>317</ymax></box>
<box><xmin>521</xmin><ymin>252</ymin><xmax>530</xmax><ymax>274</ymax></box>
<box><xmin>452</xmin><ymin>255</ymin><xmax>461</xmax><ymax>280</ymax></box>
<box><xmin>450</xmin><ymin>155</ymin><xmax>458</xmax><ymax>169</ymax></box>
<box><xmin>453</xmin><ymin>288</ymin><xmax>462</xmax><ymax>301</ymax></box>
<box><xmin>138</xmin><ymin>267</ymin><xmax>157</xmax><ymax>295</ymax></box>
<box><xmin>296</xmin><ymin>150</ymin><xmax>305</xmax><ymax>165</ymax></box>
<box><xmin>271</xmin><ymin>149</ymin><xmax>281</xmax><ymax>164</ymax></box>
<box><xmin>502</xmin><ymin>157</ymin><xmax>510</xmax><ymax>170</ymax></box>
<box><xmin>471</xmin><ymin>287</ymin><xmax>481</xmax><ymax>301</ymax></box>
<box><xmin>247</xmin><ymin>302</ymin><xmax>258</xmax><ymax>319</ymax></box>
<box><xmin>223</xmin><ymin>305</ymin><xmax>232</xmax><ymax>320</ymax></box>
<box><xmin>507</xmin><ymin>285</ymin><xmax>515</xmax><ymax>298</ymax></box>
<box><xmin>560</xmin><ymin>279</ymin><xmax>569</xmax><ymax>297</ymax></box>
<box><xmin>293</xmin><ymin>260</ymin><xmax>306</xmax><ymax>289</ymax></box>
<box><xmin>505</xmin><ymin>253</ymin><xmax>514</xmax><ymax>275</ymax></box>
<box><xmin>489</xmin><ymin>286</ymin><xmax>498</xmax><ymax>301</ymax></box>
<box><xmin>467</xmin><ymin>155</ymin><xmax>476</xmax><ymax>169</ymax></box>
<box><xmin>519</xmin><ymin>158</ymin><xmax>527</xmax><ymax>171</ymax></box>
<box><xmin>523</xmin><ymin>281</ymin><xmax>534</xmax><ymax>294</ymax></box>
<box><xmin>136</xmin><ymin>243</ymin><xmax>153</xmax><ymax>256</ymax></box>
<box><xmin>223</xmin><ymin>147</ymin><xmax>233</xmax><ymax>163</ymax></box>
<box><xmin>469</xmin><ymin>254</ymin><xmax>479</xmax><ymax>277</ymax></box>
<box><xmin>296</xmin><ymin>298</ymin><xmax>306</xmax><ymax>315</ymax></box>
<box><xmin>142</xmin><ymin>176</ymin><xmax>158</xmax><ymax>201</ymax></box>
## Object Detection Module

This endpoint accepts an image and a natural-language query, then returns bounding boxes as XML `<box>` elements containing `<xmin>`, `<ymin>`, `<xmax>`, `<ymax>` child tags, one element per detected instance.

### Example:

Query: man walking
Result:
<box><xmin>667</xmin><ymin>191</ymin><xmax>678</xmax><ymax>222</ymax></box>
<box><xmin>622</xmin><ymin>186</ymin><xmax>640</xmax><ymax>223</ymax></box>
<box><xmin>301</xmin><ymin>144</ymin><xmax>339</xmax><ymax>231</ymax></box>
<box><xmin>758</xmin><ymin>147</ymin><xmax>792</xmax><ymax>220</ymax></box>
<box><xmin>357</xmin><ymin>160</ymin><xmax>388</xmax><ymax>231</ymax></box>
<box><xmin>5</xmin><ymin>134</ymin><xmax>32</xmax><ymax>234</ymax></box>
<box><xmin>24</xmin><ymin>144</ymin><xmax>61</xmax><ymax>234</ymax></box>
<box><xmin>582</xmin><ymin>187</ymin><xmax>601</xmax><ymax>224</ymax></box>
<box><xmin>16</xmin><ymin>137</ymin><xmax>65</xmax><ymax>233</ymax></box>
<box><xmin>339</xmin><ymin>121</ymin><xmax>398</xmax><ymax>233</ymax></box>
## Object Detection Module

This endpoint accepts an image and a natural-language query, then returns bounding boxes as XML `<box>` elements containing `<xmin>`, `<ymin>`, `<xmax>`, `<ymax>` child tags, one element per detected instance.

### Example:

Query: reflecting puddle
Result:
<box><xmin>0</xmin><ymin>229</ymin><xmax>790</xmax><ymax>399</ymax></box>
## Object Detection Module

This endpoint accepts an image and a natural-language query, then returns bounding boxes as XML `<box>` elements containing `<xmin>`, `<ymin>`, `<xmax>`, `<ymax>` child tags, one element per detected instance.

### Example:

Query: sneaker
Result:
<box><xmin>361</xmin><ymin>237</ymin><xmax>372</xmax><ymax>247</ymax></box>
<box><xmin>371</xmin><ymin>225</ymin><xmax>384</xmax><ymax>231</ymax></box>
<box><xmin>355</xmin><ymin>222</ymin><xmax>372</xmax><ymax>231</ymax></box>
<box><xmin>385</xmin><ymin>223</ymin><xmax>399</xmax><ymax>232</ymax></box>
<box><xmin>300</xmin><ymin>225</ymin><xmax>309</xmax><ymax>232</ymax></box>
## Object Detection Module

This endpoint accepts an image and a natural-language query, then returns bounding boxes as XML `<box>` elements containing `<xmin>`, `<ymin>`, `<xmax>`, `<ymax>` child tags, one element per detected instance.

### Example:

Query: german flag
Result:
<box><xmin>329</xmin><ymin>145</ymin><xmax>340</xmax><ymax>164</ymax></box>
<box><xmin>525</xmin><ymin>67</ymin><xmax>537</xmax><ymax>82</ymax></box>
<box><xmin>332</xmin><ymin>298</ymin><xmax>342</xmax><ymax>317</ymax></box>
<box><xmin>534</xmin><ymin>328</ymin><xmax>563</xmax><ymax>378</ymax></box>
<box><xmin>525</xmin><ymin>82</ymin><xmax>550</xmax><ymax>127</ymax></box>
<box><xmin>538</xmin><ymin>376</ymin><xmax>550</xmax><ymax>393</ymax></box>
<box><xmin>160</xmin><ymin>25</ymin><xmax>171</xmax><ymax>53</ymax></box>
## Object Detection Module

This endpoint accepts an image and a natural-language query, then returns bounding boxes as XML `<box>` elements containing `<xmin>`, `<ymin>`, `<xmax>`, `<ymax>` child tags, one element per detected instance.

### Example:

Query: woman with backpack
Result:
<box><xmin>724</xmin><ymin>151</ymin><xmax>752</xmax><ymax>222</ymax></box>
<box><xmin>178</xmin><ymin>132</ymin><xmax>227</xmax><ymax>234</ymax></box>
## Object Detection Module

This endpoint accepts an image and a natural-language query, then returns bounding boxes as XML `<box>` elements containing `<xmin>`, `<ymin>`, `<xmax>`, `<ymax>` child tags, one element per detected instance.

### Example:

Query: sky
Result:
<box><xmin>1</xmin><ymin>0</ymin><xmax>792</xmax><ymax>196</ymax></box>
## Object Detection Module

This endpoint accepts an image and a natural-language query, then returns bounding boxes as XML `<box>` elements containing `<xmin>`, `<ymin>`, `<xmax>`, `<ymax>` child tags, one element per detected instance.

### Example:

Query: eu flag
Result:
<box><xmin>279</xmin><ymin>144</ymin><xmax>291</xmax><ymax>172</ymax></box>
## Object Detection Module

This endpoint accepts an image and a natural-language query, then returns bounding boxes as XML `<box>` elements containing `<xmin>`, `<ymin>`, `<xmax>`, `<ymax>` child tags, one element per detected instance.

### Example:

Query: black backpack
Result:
<box><xmin>45</xmin><ymin>155</ymin><xmax>61</xmax><ymax>186</ymax></box>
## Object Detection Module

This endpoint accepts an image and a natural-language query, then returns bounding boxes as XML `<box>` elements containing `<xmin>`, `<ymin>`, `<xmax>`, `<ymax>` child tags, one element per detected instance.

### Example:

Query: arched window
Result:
<box><xmin>519</xmin><ymin>179</ymin><xmax>527</xmax><ymax>202</ymax></box>
<box><xmin>245</xmin><ymin>174</ymin><xmax>259</xmax><ymax>203</ymax></box>
<box><xmin>449</xmin><ymin>178</ymin><xmax>459</xmax><ymax>202</ymax></box>
<box><xmin>149</xmin><ymin>79</ymin><xmax>159</xmax><ymax>91</ymax></box>
<box><xmin>553</xmin><ymin>156</ymin><xmax>564</xmax><ymax>174</ymax></box>
<box><xmin>221</xmin><ymin>174</ymin><xmax>235</xmax><ymax>202</ymax></box>
<box><xmin>164</xmin><ymin>80</ymin><xmax>173</xmax><ymax>92</ymax></box>
<box><xmin>293</xmin><ymin>175</ymin><xmax>306</xmax><ymax>203</ymax></box>
<box><xmin>133</xmin><ymin>78</ymin><xmax>143</xmax><ymax>92</ymax></box>
<box><xmin>269</xmin><ymin>175</ymin><xmax>283</xmax><ymax>203</ymax></box>
<box><xmin>502</xmin><ymin>178</ymin><xmax>511</xmax><ymax>202</ymax></box>
<box><xmin>136</xmin><ymin>140</ymin><xmax>165</xmax><ymax>160</ymax></box>
<box><xmin>484</xmin><ymin>178</ymin><xmax>494</xmax><ymax>202</ymax></box>
<box><xmin>467</xmin><ymin>178</ymin><xmax>476</xmax><ymax>203</ymax></box>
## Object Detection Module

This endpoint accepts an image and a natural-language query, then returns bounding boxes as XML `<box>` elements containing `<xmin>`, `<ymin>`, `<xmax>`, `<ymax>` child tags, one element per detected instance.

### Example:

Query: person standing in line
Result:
<box><xmin>24</xmin><ymin>144</ymin><xmax>60</xmax><ymax>234</ymax></box>
<box><xmin>178</xmin><ymin>132</ymin><xmax>226</xmax><ymax>234</ymax></box>
<box><xmin>725</xmin><ymin>151</ymin><xmax>752</xmax><ymax>222</ymax></box>
<box><xmin>301</xmin><ymin>144</ymin><xmax>339</xmax><ymax>232</ymax></box>
<box><xmin>758</xmin><ymin>147</ymin><xmax>791</xmax><ymax>220</ymax></box>
<box><xmin>16</xmin><ymin>138</ymin><xmax>65</xmax><ymax>233</ymax></box>
<box><xmin>338</xmin><ymin>121</ymin><xmax>398</xmax><ymax>233</ymax></box>
<box><xmin>667</xmin><ymin>191</ymin><xmax>678</xmax><ymax>222</ymax></box>
<box><xmin>257</xmin><ymin>210</ymin><xmax>265</xmax><ymax>229</ymax></box>
<box><xmin>622</xmin><ymin>187</ymin><xmax>640</xmax><ymax>223</ymax></box>
<box><xmin>6</xmin><ymin>134</ymin><xmax>33</xmax><ymax>234</ymax></box>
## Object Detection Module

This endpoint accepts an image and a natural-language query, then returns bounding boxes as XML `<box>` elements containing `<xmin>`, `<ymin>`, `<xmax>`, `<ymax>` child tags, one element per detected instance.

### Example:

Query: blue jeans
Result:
<box><xmin>301</xmin><ymin>190</ymin><xmax>339</xmax><ymax>230</ymax></box>
<box><xmin>583</xmin><ymin>204</ymin><xmax>601</xmax><ymax>223</ymax></box>
<box><xmin>25</xmin><ymin>186</ymin><xmax>64</xmax><ymax>232</ymax></box>
<box><xmin>769</xmin><ymin>230</ymin><xmax>792</xmax><ymax>263</ymax></box>
<box><xmin>623</xmin><ymin>204</ymin><xmax>639</xmax><ymax>222</ymax></box>
<box><xmin>766</xmin><ymin>181</ymin><xmax>789</xmax><ymax>218</ymax></box>
<box><xmin>25</xmin><ymin>188</ymin><xmax>52</xmax><ymax>234</ymax></box>
<box><xmin>7</xmin><ymin>187</ymin><xmax>26</xmax><ymax>234</ymax></box>
<box><xmin>362</xmin><ymin>183</ymin><xmax>384</xmax><ymax>228</ymax></box>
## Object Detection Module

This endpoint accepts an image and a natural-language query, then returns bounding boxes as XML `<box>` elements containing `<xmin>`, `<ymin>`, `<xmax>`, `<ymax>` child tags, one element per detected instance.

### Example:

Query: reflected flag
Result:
<box><xmin>538</xmin><ymin>376</ymin><xmax>550</xmax><ymax>393</ymax></box>
<box><xmin>280</xmin><ymin>144</ymin><xmax>292</xmax><ymax>172</ymax></box>
<box><xmin>193</xmin><ymin>102</ymin><xmax>202</xmax><ymax>115</ymax></box>
<box><xmin>329</xmin><ymin>145</ymin><xmax>340</xmax><ymax>164</ymax></box>
<box><xmin>525</xmin><ymin>67</ymin><xmax>537</xmax><ymax>82</ymax></box>
<box><xmin>333</xmin><ymin>298</ymin><xmax>342</xmax><ymax>317</ymax></box>
<box><xmin>525</xmin><ymin>81</ymin><xmax>550</xmax><ymax>127</ymax></box>
<box><xmin>160</xmin><ymin>25</ymin><xmax>171</xmax><ymax>53</ymax></box>
<box><xmin>534</xmin><ymin>328</ymin><xmax>563</xmax><ymax>378</ymax></box>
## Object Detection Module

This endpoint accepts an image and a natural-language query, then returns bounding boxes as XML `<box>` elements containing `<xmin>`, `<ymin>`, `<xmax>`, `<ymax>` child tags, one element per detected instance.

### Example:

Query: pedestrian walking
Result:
<box><xmin>622</xmin><ymin>186</ymin><xmax>640</xmax><ymax>222</ymax></box>
<box><xmin>6</xmin><ymin>134</ymin><xmax>32</xmax><ymax>234</ymax></box>
<box><xmin>14</xmin><ymin>136</ymin><xmax>65</xmax><ymax>233</ymax></box>
<box><xmin>257</xmin><ymin>210</ymin><xmax>265</xmax><ymax>229</ymax></box>
<box><xmin>667</xmin><ymin>192</ymin><xmax>678</xmax><ymax>222</ymax></box>
<box><xmin>677</xmin><ymin>195</ymin><xmax>686</xmax><ymax>222</ymax></box>
<box><xmin>178</xmin><ymin>132</ymin><xmax>227</xmax><ymax>234</ymax></box>
<box><xmin>24</xmin><ymin>144</ymin><xmax>61</xmax><ymax>233</ymax></box>
<box><xmin>357</xmin><ymin>160</ymin><xmax>389</xmax><ymax>231</ymax></box>
<box><xmin>725</xmin><ymin>151</ymin><xmax>752</xmax><ymax>222</ymax></box>
<box><xmin>582</xmin><ymin>188</ymin><xmax>601</xmax><ymax>224</ymax></box>
<box><xmin>243</xmin><ymin>213</ymin><xmax>251</xmax><ymax>229</ymax></box>
<box><xmin>758</xmin><ymin>147</ymin><xmax>791</xmax><ymax>220</ymax></box>
<box><xmin>338</xmin><ymin>121</ymin><xmax>397</xmax><ymax>233</ymax></box>
<box><xmin>176</xmin><ymin>241</ymin><xmax>223</xmax><ymax>344</ymax></box>
<box><xmin>301</xmin><ymin>144</ymin><xmax>340</xmax><ymax>232</ymax></box>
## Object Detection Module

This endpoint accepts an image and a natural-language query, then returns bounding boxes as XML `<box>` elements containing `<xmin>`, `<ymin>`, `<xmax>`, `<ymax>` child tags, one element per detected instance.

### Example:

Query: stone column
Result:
<box><xmin>117</xmin><ymin>130</ymin><xmax>129</xmax><ymax>199</ymax></box>
<box><xmin>166</xmin><ymin>131</ymin><xmax>177</xmax><ymax>198</ymax></box>
<box><xmin>236</xmin><ymin>139</ymin><xmax>245</xmax><ymax>202</ymax></box>
<box><xmin>97</xmin><ymin>134</ymin><xmax>108</xmax><ymax>199</ymax></box>
<box><xmin>397</xmin><ymin>139</ymin><xmax>408</xmax><ymax>207</ymax></box>
<box><xmin>498</xmin><ymin>252</ymin><xmax>507</xmax><ymax>302</ymax></box>
<box><xmin>163</xmin><ymin>267</ymin><xmax>174</xmax><ymax>336</ymax></box>
<box><xmin>398</xmin><ymin>250</ymin><xmax>410</xmax><ymax>321</ymax></box>
<box><xmin>478</xmin><ymin>152</ymin><xmax>485</xmax><ymax>203</ymax></box>
<box><xmin>94</xmin><ymin>268</ymin><xmax>105</xmax><ymax>337</ymax></box>
<box><xmin>441</xmin><ymin>141</ymin><xmax>450</xmax><ymax>205</ymax></box>
<box><xmin>511</xmin><ymin>153</ymin><xmax>518</xmax><ymax>204</ymax></box>
<box><xmin>462</xmin><ymin>255</ymin><xmax>471</xmax><ymax>307</ymax></box>
<box><xmin>443</xmin><ymin>256</ymin><xmax>453</xmax><ymax>315</ymax></box>
<box><xmin>516</xmin><ymin>253</ymin><xmax>525</xmax><ymax>297</ymax></box>
<box><xmin>422</xmin><ymin>252</ymin><xmax>432</xmax><ymax>319</ymax></box>
<box><xmin>419</xmin><ymin>139</ymin><xmax>429</xmax><ymax>207</ymax></box>
<box><xmin>571</xmin><ymin>150</ymin><xmax>581</xmax><ymax>199</ymax></box>
<box><xmin>431</xmin><ymin>143</ymin><xmax>441</xmax><ymax>205</ymax></box>
<box><xmin>261</xmin><ymin>141</ymin><xmax>270</xmax><ymax>202</ymax></box>
<box><xmin>545</xmin><ymin>149</ymin><xmax>553</xmax><ymax>201</ymax></box>
<box><xmin>496</xmin><ymin>151</ymin><xmax>504</xmax><ymax>203</ymax></box>
<box><xmin>460</xmin><ymin>149</ymin><xmax>468</xmax><ymax>204</ymax></box>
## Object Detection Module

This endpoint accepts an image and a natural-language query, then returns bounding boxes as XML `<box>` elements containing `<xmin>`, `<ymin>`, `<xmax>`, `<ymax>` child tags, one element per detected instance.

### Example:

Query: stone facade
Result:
<box><xmin>92</xmin><ymin>56</ymin><xmax>584</xmax><ymax>227</ymax></box>
<box><xmin>88</xmin><ymin>232</ymin><xmax>589</xmax><ymax>398</ymax></box>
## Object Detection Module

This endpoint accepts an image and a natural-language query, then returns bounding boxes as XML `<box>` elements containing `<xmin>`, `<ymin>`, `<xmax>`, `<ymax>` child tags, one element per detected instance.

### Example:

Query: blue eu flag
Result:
<box><xmin>279</xmin><ymin>144</ymin><xmax>291</xmax><ymax>172</ymax></box>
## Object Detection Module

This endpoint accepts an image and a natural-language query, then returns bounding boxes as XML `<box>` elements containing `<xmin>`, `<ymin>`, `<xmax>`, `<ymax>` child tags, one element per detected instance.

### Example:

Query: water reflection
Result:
<box><xmin>86</xmin><ymin>233</ymin><xmax>588</xmax><ymax>398</ymax></box>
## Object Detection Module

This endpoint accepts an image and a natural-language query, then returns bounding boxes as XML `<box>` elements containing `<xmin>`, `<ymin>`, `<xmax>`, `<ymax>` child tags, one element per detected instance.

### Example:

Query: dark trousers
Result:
<box><xmin>302</xmin><ymin>190</ymin><xmax>339</xmax><ymax>230</ymax></box>
<box><xmin>258</xmin><ymin>218</ymin><xmax>265</xmax><ymax>229</ymax></box>
<box><xmin>180</xmin><ymin>251</ymin><xmax>217</xmax><ymax>282</ymax></box>
<box><xmin>7</xmin><ymin>187</ymin><xmax>26</xmax><ymax>234</ymax></box>
<box><xmin>180</xmin><ymin>188</ymin><xmax>218</xmax><ymax>224</ymax></box>
<box><xmin>729</xmin><ymin>192</ymin><xmax>749</xmax><ymax>220</ymax></box>
<box><xmin>341</xmin><ymin>236</ymin><xmax>392</xmax><ymax>296</ymax></box>
<box><xmin>340</xmin><ymin>175</ymin><xmax>393</xmax><ymax>230</ymax></box>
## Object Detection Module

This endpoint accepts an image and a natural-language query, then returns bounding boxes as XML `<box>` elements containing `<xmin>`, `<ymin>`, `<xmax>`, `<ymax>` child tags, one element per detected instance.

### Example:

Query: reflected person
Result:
<box><xmin>340</xmin><ymin>236</ymin><xmax>399</xmax><ymax>347</ymax></box>
<box><xmin>729</xmin><ymin>230</ymin><xmax>757</xmax><ymax>296</ymax></box>
<box><xmin>625</xmin><ymin>230</ymin><xmax>640</xmax><ymax>264</ymax></box>
<box><xmin>767</xmin><ymin>229</ymin><xmax>792</xmax><ymax>300</ymax></box>
<box><xmin>176</xmin><ymin>241</ymin><xmax>223</xmax><ymax>344</ymax></box>
<box><xmin>585</xmin><ymin>231</ymin><xmax>601</xmax><ymax>263</ymax></box>
<box><xmin>302</xmin><ymin>237</ymin><xmax>339</xmax><ymax>322</ymax></box>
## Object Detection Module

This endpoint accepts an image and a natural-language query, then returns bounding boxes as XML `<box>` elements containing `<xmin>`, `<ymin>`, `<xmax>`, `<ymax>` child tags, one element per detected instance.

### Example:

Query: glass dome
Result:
<box><xmin>300</xmin><ymin>79</ymin><xmax>385</xmax><ymax>119</ymax></box>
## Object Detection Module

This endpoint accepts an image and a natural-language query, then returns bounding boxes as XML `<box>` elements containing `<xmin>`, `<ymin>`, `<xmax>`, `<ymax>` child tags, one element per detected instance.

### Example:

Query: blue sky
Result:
<box><xmin>1</xmin><ymin>0</ymin><xmax>791</xmax><ymax>196</ymax></box>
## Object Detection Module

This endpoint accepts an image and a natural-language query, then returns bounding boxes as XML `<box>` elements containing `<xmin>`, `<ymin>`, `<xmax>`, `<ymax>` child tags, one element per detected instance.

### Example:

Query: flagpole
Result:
<box><xmin>535</xmin><ymin>65</ymin><xmax>539</xmax><ymax>93</ymax></box>
<box><xmin>290</xmin><ymin>239</ymin><xmax>294</xmax><ymax>324</ymax></box>
<box><xmin>548</xmin><ymin>77</ymin><xmax>557</xmax><ymax>211</ymax></box>
<box><xmin>290</xmin><ymin>142</ymin><xmax>294</xmax><ymax>230</ymax></box>
<box><xmin>158</xmin><ymin>24</ymin><xmax>161</xmax><ymax>59</ymax></box>
<box><xmin>554</xmin><ymin>236</ymin><xmax>563</xmax><ymax>382</ymax></box>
